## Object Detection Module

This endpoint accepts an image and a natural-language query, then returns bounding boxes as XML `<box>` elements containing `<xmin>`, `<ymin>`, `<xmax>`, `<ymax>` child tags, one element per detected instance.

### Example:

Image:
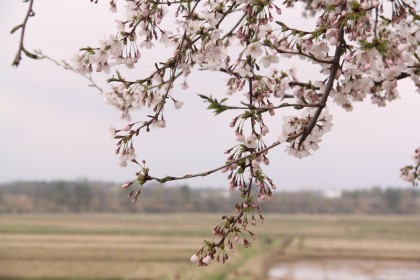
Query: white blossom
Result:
<box><xmin>244</xmin><ymin>134</ymin><xmax>258</xmax><ymax>149</ymax></box>
<box><xmin>243</xmin><ymin>42</ymin><xmax>263</xmax><ymax>59</ymax></box>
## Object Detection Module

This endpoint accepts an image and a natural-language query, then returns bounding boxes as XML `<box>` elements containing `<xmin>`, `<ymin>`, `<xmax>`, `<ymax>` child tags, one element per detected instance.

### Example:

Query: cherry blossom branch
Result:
<box><xmin>220</xmin><ymin>102</ymin><xmax>322</xmax><ymax>111</ymax></box>
<box><xmin>298</xmin><ymin>8</ymin><xmax>346</xmax><ymax>147</ymax></box>
<box><xmin>214</xmin><ymin>209</ymin><xmax>246</xmax><ymax>246</ymax></box>
<box><xmin>11</xmin><ymin>0</ymin><xmax>36</xmax><ymax>67</ymax></box>
<box><xmin>146</xmin><ymin>131</ymin><xmax>307</xmax><ymax>184</ymax></box>
<box><xmin>148</xmin><ymin>143</ymin><xmax>279</xmax><ymax>183</ymax></box>
<box><xmin>269</xmin><ymin>45</ymin><xmax>334</xmax><ymax>64</ymax></box>
<box><xmin>108</xmin><ymin>70</ymin><xmax>183</xmax><ymax>90</ymax></box>
<box><xmin>275</xmin><ymin>20</ymin><xmax>313</xmax><ymax>36</ymax></box>
<box><xmin>215</xmin><ymin>1</ymin><xmax>238</xmax><ymax>29</ymax></box>
<box><xmin>199</xmin><ymin>95</ymin><xmax>322</xmax><ymax>114</ymax></box>
<box><xmin>124</xmin><ymin>40</ymin><xmax>189</xmax><ymax>133</ymax></box>
<box><xmin>12</xmin><ymin>0</ymin><xmax>419</xmax><ymax>267</ymax></box>
<box><xmin>205</xmin><ymin>88</ymin><xmax>257</xmax><ymax>251</ymax></box>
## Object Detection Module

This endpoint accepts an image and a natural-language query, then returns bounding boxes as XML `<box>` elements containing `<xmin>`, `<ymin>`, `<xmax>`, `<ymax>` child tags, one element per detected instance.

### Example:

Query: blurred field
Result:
<box><xmin>0</xmin><ymin>214</ymin><xmax>420</xmax><ymax>279</ymax></box>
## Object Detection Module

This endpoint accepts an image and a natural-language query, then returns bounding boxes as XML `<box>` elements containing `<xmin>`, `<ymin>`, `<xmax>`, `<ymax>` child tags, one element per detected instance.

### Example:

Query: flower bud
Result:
<box><xmin>202</xmin><ymin>255</ymin><xmax>212</xmax><ymax>265</ymax></box>
<box><xmin>174</xmin><ymin>101</ymin><xmax>184</xmax><ymax>110</ymax></box>
<box><xmin>190</xmin><ymin>254</ymin><xmax>199</xmax><ymax>263</ymax></box>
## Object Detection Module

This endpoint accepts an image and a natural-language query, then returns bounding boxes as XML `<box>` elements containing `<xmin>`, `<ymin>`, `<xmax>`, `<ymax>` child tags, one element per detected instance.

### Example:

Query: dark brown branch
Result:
<box><xmin>147</xmin><ymin>129</ymin><xmax>304</xmax><ymax>184</ymax></box>
<box><xmin>373</xmin><ymin>7</ymin><xmax>379</xmax><ymax>39</ymax></box>
<box><xmin>12</xmin><ymin>0</ymin><xmax>35</xmax><ymax>67</ymax></box>
<box><xmin>148</xmin><ymin>141</ymin><xmax>281</xmax><ymax>183</ymax></box>
<box><xmin>215</xmin><ymin>1</ymin><xmax>237</xmax><ymax>29</ymax></box>
<box><xmin>298</xmin><ymin>13</ymin><xmax>346</xmax><ymax>147</ymax></box>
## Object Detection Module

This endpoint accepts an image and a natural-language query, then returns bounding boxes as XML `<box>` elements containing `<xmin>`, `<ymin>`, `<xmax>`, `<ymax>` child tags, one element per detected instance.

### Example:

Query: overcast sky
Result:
<box><xmin>1</xmin><ymin>1</ymin><xmax>419</xmax><ymax>190</ymax></box>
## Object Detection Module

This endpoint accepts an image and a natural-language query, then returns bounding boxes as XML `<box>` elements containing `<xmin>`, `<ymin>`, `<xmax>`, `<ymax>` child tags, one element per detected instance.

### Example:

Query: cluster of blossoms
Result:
<box><xmin>71</xmin><ymin>1</ymin><xmax>168</xmax><ymax>74</ymax></box>
<box><xmin>70</xmin><ymin>35</ymin><xmax>123</xmax><ymax>74</ymax></box>
<box><xmin>84</xmin><ymin>0</ymin><xmax>418</xmax><ymax>265</ymax></box>
<box><xmin>279</xmin><ymin>109</ymin><xmax>333</xmax><ymax>158</ymax></box>
<box><xmin>400</xmin><ymin>147</ymin><xmax>420</xmax><ymax>186</ymax></box>
<box><xmin>13</xmin><ymin>0</ymin><xmax>419</xmax><ymax>266</ymax></box>
<box><xmin>190</xmin><ymin>199</ymin><xmax>263</xmax><ymax>266</ymax></box>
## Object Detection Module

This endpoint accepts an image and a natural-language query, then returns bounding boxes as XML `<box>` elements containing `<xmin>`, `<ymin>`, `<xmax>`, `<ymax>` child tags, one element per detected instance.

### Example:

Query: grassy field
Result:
<box><xmin>0</xmin><ymin>214</ymin><xmax>420</xmax><ymax>280</ymax></box>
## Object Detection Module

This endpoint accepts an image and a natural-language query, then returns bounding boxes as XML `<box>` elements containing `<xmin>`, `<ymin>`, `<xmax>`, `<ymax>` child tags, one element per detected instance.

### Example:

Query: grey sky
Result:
<box><xmin>1</xmin><ymin>1</ymin><xmax>419</xmax><ymax>190</ymax></box>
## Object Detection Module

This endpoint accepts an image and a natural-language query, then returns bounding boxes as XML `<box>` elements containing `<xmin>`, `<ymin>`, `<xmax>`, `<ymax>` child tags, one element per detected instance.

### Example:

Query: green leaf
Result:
<box><xmin>198</xmin><ymin>94</ymin><xmax>228</xmax><ymax>115</ymax></box>
<box><xmin>23</xmin><ymin>49</ymin><xmax>40</xmax><ymax>60</ymax></box>
<box><xmin>10</xmin><ymin>24</ymin><xmax>22</xmax><ymax>34</ymax></box>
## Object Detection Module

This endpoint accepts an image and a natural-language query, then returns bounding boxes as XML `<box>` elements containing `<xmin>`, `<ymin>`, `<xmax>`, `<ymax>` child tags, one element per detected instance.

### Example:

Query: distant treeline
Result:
<box><xmin>0</xmin><ymin>181</ymin><xmax>419</xmax><ymax>214</ymax></box>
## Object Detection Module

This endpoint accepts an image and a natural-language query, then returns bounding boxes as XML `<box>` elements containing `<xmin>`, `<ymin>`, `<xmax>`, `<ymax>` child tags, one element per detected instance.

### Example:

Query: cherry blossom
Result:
<box><xmin>12</xmin><ymin>0</ymin><xmax>420</xmax><ymax>267</ymax></box>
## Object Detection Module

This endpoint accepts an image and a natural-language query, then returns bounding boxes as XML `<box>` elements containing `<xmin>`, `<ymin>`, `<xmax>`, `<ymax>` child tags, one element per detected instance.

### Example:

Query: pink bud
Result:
<box><xmin>261</xmin><ymin>126</ymin><xmax>269</xmax><ymax>136</ymax></box>
<box><xmin>141</xmin><ymin>8</ymin><xmax>150</xmax><ymax>17</ymax></box>
<box><xmin>329</xmin><ymin>36</ymin><xmax>338</xmax><ymax>46</ymax></box>
<box><xmin>190</xmin><ymin>254</ymin><xmax>199</xmax><ymax>263</ymax></box>
<box><xmin>174</xmin><ymin>101</ymin><xmax>183</xmax><ymax>110</ymax></box>
<box><xmin>202</xmin><ymin>255</ymin><xmax>212</xmax><ymax>265</ymax></box>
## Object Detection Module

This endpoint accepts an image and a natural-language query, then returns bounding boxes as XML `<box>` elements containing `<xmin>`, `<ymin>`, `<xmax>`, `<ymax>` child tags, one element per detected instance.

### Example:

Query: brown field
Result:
<box><xmin>0</xmin><ymin>214</ymin><xmax>419</xmax><ymax>279</ymax></box>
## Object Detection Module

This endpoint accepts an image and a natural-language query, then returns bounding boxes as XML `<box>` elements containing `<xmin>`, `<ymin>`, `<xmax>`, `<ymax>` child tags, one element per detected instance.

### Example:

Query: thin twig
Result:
<box><xmin>374</xmin><ymin>7</ymin><xmax>379</xmax><ymax>39</ymax></box>
<box><xmin>271</xmin><ymin>46</ymin><xmax>334</xmax><ymax>64</ymax></box>
<box><xmin>222</xmin><ymin>13</ymin><xmax>246</xmax><ymax>40</ymax></box>
<box><xmin>147</xmin><ymin>129</ymin><xmax>304</xmax><ymax>184</ymax></box>
<box><xmin>148</xmin><ymin>141</ymin><xmax>281</xmax><ymax>183</ymax></box>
